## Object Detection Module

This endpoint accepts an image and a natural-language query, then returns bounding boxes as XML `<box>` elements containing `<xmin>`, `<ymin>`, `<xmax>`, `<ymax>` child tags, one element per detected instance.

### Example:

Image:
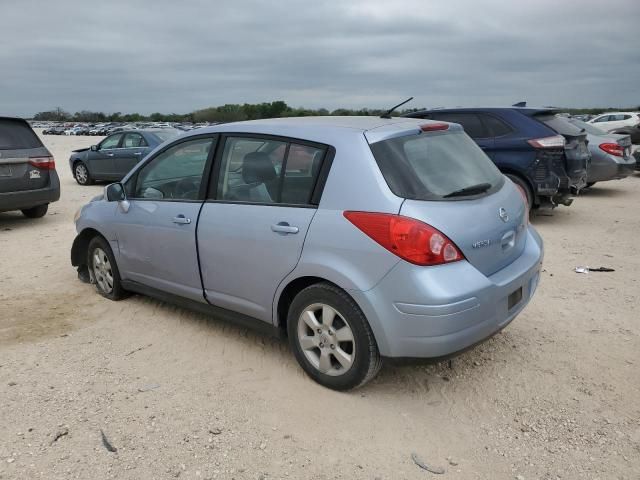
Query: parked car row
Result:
<box><xmin>403</xmin><ymin>105</ymin><xmax>637</xmax><ymax>209</ymax></box>
<box><xmin>40</xmin><ymin>121</ymin><xmax>215</xmax><ymax>136</ymax></box>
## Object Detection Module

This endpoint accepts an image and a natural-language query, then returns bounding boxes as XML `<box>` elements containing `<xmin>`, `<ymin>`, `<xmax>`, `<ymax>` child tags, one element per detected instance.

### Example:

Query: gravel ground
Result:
<box><xmin>1</xmin><ymin>133</ymin><xmax>639</xmax><ymax>480</ymax></box>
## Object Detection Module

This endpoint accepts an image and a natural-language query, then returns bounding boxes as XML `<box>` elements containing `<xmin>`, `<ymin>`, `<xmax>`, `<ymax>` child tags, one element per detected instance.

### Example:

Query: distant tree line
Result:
<box><xmin>31</xmin><ymin>102</ymin><xmax>640</xmax><ymax>123</ymax></box>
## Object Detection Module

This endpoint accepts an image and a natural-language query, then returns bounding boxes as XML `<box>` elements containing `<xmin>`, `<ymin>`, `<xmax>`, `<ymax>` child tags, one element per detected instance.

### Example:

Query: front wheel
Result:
<box><xmin>21</xmin><ymin>204</ymin><xmax>48</xmax><ymax>218</ymax></box>
<box><xmin>586</xmin><ymin>182</ymin><xmax>596</xmax><ymax>188</ymax></box>
<box><xmin>74</xmin><ymin>162</ymin><xmax>93</xmax><ymax>185</ymax></box>
<box><xmin>87</xmin><ymin>236</ymin><xmax>128</xmax><ymax>300</ymax></box>
<box><xmin>288</xmin><ymin>283</ymin><xmax>382</xmax><ymax>390</ymax></box>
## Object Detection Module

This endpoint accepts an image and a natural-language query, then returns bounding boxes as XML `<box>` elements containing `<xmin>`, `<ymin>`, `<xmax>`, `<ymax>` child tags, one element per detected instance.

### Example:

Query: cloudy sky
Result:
<box><xmin>1</xmin><ymin>0</ymin><xmax>639</xmax><ymax>116</ymax></box>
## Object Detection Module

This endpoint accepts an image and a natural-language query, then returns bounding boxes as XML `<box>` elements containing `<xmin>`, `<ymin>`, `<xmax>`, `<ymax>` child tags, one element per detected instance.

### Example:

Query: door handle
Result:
<box><xmin>271</xmin><ymin>222</ymin><xmax>299</xmax><ymax>234</ymax></box>
<box><xmin>172</xmin><ymin>215</ymin><xmax>192</xmax><ymax>225</ymax></box>
<box><xmin>134</xmin><ymin>152</ymin><xmax>142</xmax><ymax>156</ymax></box>
<box><xmin>106</xmin><ymin>152</ymin><xmax>114</xmax><ymax>157</ymax></box>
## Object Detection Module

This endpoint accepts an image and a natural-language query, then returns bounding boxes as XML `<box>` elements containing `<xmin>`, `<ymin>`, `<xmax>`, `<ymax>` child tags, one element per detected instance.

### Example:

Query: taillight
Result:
<box><xmin>343</xmin><ymin>211</ymin><xmax>464</xmax><ymax>266</ymax></box>
<box><xmin>28</xmin><ymin>156</ymin><xmax>56</xmax><ymax>170</ymax></box>
<box><xmin>599</xmin><ymin>143</ymin><xmax>624</xmax><ymax>157</ymax></box>
<box><xmin>420</xmin><ymin>123</ymin><xmax>449</xmax><ymax>132</ymax></box>
<box><xmin>527</xmin><ymin>135</ymin><xmax>565</xmax><ymax>149</ymax></box>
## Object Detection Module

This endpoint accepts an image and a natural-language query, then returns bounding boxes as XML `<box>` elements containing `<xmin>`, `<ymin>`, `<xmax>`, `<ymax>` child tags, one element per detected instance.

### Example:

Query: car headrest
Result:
<box><xmin>242</xmin><ymin>152</ymin><xmax>277</xmax><ymax>184</ymax></box>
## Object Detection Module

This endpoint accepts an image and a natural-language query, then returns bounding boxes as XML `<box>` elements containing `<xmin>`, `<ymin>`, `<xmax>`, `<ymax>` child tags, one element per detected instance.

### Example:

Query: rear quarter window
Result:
<box><xmin>0</xmin><ymin>119</ymin><xmax>43</xmax><ymax>150</ymax></box>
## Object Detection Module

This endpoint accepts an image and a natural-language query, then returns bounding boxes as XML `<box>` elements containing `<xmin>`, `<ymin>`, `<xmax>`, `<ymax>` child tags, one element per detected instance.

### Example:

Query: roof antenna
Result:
<box><xmin>512</xmin><ymin>101</ymin><xmax>526</xmax><ymax>107</ymax></box>
<box><xmin>380</xmin><ymin>97</ymin><xmax>414</xmax><ymax>119</ymax></box>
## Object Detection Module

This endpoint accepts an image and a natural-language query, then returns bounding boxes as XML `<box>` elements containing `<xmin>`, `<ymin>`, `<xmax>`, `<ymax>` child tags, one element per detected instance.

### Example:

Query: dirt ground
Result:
<box><xmin>1</xmin><ymin>133</ymin><xmax>639</xmax><ymax>480</ymax></box>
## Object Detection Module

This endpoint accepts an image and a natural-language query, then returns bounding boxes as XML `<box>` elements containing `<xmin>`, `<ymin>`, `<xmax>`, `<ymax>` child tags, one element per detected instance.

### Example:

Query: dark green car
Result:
<box><xmin>68</xmin><ymin>129</ymin><xmax>180</xmax><ymax>185</ymax></box>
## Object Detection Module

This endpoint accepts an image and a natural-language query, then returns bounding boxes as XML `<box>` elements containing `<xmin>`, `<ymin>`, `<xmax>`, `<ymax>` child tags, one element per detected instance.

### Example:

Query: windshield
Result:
<box><xmin>568</xmin><ymin>118</ymin><xmax>607</xmax><ymax>136</ymax></box>
<box><xmin>369</xmin><ymin>131</ymin><xmax>504</xmax><ymax>200</ymax></box>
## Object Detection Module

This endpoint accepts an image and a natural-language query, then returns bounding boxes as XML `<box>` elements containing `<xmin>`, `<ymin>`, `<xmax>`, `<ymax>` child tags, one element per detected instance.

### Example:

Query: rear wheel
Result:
<box><xmin>506</xmin><ymin>174</ymin><xmax>533</xmax><ymax>210</ymax></box>
<box><xmin>87</xmin><ymin>236</ymin><xmax>128</xmax><ymax>300</ymax></box>
<box><xmin>21</xmin><ymin>204</ymin><xmax>48</xmax><ymax>218</ymax></box>
<box><xmin>287</xmin><ymin>283</ymin><xmax>382</xmax><ymax>390</ymax></box>
<box><xmin>74</xmin><ymin>162</ymin><xmax>93</xmax><ymax>186</ymax></box>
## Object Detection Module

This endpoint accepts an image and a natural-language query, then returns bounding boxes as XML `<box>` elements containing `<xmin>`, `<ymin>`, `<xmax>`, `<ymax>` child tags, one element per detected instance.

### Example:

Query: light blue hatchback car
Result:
<box><xmin>71</xmin><ymin>116</ymin><xmax>543</xmax><ymax>390</ymax></box>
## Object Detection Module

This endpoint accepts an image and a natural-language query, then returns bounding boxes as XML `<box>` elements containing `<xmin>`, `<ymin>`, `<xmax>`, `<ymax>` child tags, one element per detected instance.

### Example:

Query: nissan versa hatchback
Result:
<box><xmin>71</xmin><ymin>117</ymin><xmax>543</xmax><ymax>390</ymax></box>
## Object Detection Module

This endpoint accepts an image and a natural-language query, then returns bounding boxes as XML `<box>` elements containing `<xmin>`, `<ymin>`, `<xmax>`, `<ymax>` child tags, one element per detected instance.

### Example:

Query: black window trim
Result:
<box><xmin>125</xmin><ymin>133</ymin><xmax>219</xmax><ymax>203</ymax></box>
<box><xmin>205</xmin><ymin>132</ymin><xmax>335</xmax><ymax>209</ymax></box>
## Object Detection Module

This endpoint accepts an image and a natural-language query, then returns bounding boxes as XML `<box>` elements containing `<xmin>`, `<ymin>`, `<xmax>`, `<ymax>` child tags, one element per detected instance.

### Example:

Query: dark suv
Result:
<box><xmin>404</xmin><ymin>107</ymin><xmax>591</xmax><ymax>208</ymax></box>
<box><xmin>0</xmin><ymin>117</ymin><xmax>60</xmax><ymax>218</ymax></box>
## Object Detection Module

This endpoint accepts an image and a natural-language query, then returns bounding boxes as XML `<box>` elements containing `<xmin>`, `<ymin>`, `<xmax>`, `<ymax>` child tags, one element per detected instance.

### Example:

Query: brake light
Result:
<box><xmin>599</xmin><ymin>142</ymin><xmax>624</xmax><ymax>157</ymax></box>
<box><xmin>343</xmin><ymin>211</ymin><xmax>464</xmax><ymax>266</ymax></box>
<box><xmin>420</xmin><ymin>123</ymin><xmax>449</xmax><ymax>132</ymax></box>
<box><xmin>527</xmin><ymin>135</ymin><xmax>565</xmax><ymax>149</ymax></box>
<box><xmin>28</xmin><ymin>156</ymin><xmax>56</xmax><ymax>170</ymax></box>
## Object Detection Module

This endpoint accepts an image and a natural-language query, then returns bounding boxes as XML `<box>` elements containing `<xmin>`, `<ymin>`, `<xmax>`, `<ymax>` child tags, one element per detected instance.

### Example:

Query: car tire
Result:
<box><xmin>87</xmin><ymin>236</ymin><xmax>129</xmax><ymax>301</ymax></box>
<box><xmin>21</xmin><ymin>204</ymin><xmax>48</xmax><ymax>218</ymax></box>
<box><xmin>586</xmin><ymin>182</ymin><xmax>596</xmax><ymax>188</ymax></box>
<box><xmin>287</xmin><ymin>282</ymin><xmax>382</xmax><ymax>390</ymax></box>
<box><xmin>506</xmin><ymin>174</ymin><xmax>533</xmax><ymax>210</ymax></box>
<box><xmin>74</xmin><ymin>162</ymin><xmax>94</xmax><ymax>186</ymax></box>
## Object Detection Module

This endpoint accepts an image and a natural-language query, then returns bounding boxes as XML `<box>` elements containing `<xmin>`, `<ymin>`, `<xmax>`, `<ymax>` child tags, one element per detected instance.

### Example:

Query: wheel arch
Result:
<box><xmin>276</xmin><ymin>276</ymin><xmax>347</xmax><ymax>337</ymax></box>
<box><xmin>499</xmin><ymin>168</ymin><xmax>536</xmax><ymax>205</ymax></box>
<box><xmin>71</xmin><ymin>227</ymin><xmax>104</xmax><ymax>267</ymax></box>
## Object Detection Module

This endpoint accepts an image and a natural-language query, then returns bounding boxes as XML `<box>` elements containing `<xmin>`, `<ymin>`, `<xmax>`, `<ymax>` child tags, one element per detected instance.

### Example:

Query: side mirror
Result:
<box><xmin>105</xmin><ymin>182</ymin><xmax>126</xmax><ymax>202</ymax></box>
<box><xmin>90</xmin><ymin>145</ymin><xmax>99</xmax><ymax>151</ymax></box>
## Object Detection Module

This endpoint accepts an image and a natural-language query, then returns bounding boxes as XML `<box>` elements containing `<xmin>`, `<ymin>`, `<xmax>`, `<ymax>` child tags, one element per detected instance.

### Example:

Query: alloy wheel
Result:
<box><xmin>75</xmin><ymin>164</ymin><xmax>88</xmax><ymax>184</ymax></box>
<box><xmin>92</xmin><ymin>247</ymin><xmax>114</xmax><ymax>294</ymax></box>
<box><xmin>297</xmin><ymin>303</ymin><xmax>355</xmax><ymax>376</ymax></box>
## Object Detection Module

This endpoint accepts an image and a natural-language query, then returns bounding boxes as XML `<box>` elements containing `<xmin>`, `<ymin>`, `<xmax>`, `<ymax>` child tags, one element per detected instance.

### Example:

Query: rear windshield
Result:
<box><xmin>369</xmin><ymin>131</ymin><xmax>504</xmax><ymax>200</ymax></box>
<box><xmin>535</xmin><ymin>114</ymin><xmax>585</xmax><ymax>136</ymax></box>
<box><xmin>0</xmin><ymin>119</ymin><xmax>43</xmax><ymax>150</ymax></box>
<box><xmin>568</xmin><ymin>118</ymin><xmax>607</xmax><ymax>136</ymax></box>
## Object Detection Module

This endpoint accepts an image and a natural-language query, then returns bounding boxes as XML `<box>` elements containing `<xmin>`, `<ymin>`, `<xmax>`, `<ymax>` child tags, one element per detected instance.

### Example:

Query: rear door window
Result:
<box><xmin>369</xmin><ymin>131</ymin><xmax>504</xmax><ymax>200</ymax></box>
<box><xmin>214</xmin><ymin>136</ymin><xmax>327</xmax><ymax>205</ymax></box>
<box><xmin>123</xmin><ymin>133</ymin><xmax>148</xmax><ymax>148</ymax></box>
<box><xmin>0</xmin><ymin>119</ymin><xmax>43</xmax><ymax>150</ymax></box>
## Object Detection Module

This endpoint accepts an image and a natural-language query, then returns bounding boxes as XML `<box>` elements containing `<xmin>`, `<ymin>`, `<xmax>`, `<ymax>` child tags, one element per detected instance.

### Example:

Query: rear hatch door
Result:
<box><xmin>401</xmin><ymin>183</ymin><xmax>527</xmax><ymax>277</ymax></box>
<box><xmin>367</xmin><ymin>124</ymin><xmax>528</xmax><ymax>277</ymax></box>
<box><xmin>0</xmin><ymin>118</ymin><xmax>50</xmax><ymax>193</ymax></box>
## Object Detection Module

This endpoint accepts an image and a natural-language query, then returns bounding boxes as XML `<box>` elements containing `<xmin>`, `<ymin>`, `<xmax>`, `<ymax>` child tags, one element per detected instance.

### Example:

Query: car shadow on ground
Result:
<box><xmin>577</xmin><ymin>184</ymin><xmax>631</xmax><ymax>198</ymax></box>
<box><xmin>0</xmin><ymin>212</ymin><xmax>53</xmax><ymax>232</ymax></box>
<box><xmin>122</xmin><ymin>291</ymin><xmax>518</xmax><ymax>396</ymax></box>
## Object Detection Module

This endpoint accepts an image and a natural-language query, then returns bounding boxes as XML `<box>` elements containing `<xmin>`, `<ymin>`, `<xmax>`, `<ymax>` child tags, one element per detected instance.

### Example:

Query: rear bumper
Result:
<box><xmin>0</xmin><ymin>171</ymin><xmax>60</xmax><ymax>213</ymax></box>
<box><xmin>588</xmin><ymin>157</ymin><xmax>636</xmax><ymax>183</ymax></box>
<box><xmin>351</xmin><ymin>226</ymin><xmax>543</xmax><ymax>358</ymax></box>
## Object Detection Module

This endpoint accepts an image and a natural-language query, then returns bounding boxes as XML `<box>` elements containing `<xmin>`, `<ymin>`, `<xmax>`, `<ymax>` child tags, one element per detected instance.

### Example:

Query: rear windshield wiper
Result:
<box><xmin>443</xmin><ymin>182</ymin><xmax>492</xmax><ymax>198</ymax></box>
